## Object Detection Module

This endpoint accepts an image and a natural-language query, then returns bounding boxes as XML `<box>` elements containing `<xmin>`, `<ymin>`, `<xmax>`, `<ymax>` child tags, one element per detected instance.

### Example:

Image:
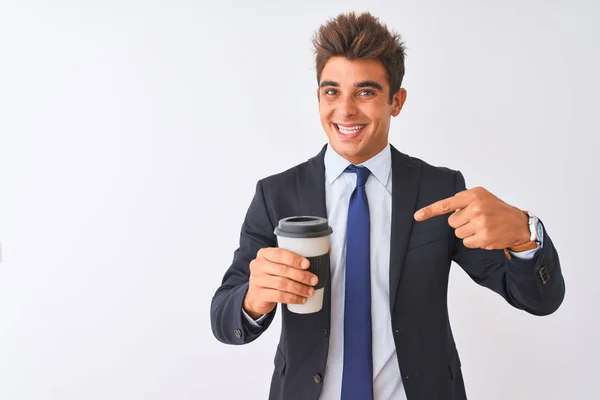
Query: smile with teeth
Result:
<box><xmin>335</xmin><ymin>124</ymin><xmax>366</xmax><ymax>135</ymax></box>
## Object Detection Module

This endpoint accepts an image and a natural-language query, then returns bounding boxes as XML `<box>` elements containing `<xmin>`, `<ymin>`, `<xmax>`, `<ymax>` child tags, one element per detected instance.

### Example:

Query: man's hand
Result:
<box><xmin>243</xmin><ymin>248</ymin><xmax>319</xmax><ymax>319</ymax></box>
<box><xmin>413</xmin><ymin>186</ymin><xmax>530</xmax><ymax>250</ymax></box>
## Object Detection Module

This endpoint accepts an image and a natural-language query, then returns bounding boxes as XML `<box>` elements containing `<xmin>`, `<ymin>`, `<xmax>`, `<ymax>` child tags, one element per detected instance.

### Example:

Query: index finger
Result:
<box><xmin>258</xmin><ymin>247</ymin><xmax>310</xmax><ymax>269</ymax></box>
<box><xmin>414</xmin><ymin>194</ymin><xmax>469</xmax><ymax>221</ymax></box>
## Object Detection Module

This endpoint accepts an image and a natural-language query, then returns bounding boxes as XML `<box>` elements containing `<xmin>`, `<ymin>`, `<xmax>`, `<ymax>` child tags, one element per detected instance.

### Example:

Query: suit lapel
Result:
<box><xmin>389</xmin><ymin>145</ymin><xmax>422</xmax><ymax>311</ymax></box>
<box><xmin>300</xmin><ymin>144</ymin><xmax>328</xmax><ymax>219</ymax></box>
<box><xmin>298</xmin><ymin>145</ymin><xmax>331</xmax><ymax>324</ymax></box>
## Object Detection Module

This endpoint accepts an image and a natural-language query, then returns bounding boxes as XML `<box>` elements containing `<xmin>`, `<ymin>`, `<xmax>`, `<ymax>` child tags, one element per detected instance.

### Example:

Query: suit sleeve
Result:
<box><xmin>210</xmin><ymin>180</ymin><xmax>278</xmax><ymax>344</ymax></box>
<box><xmin>451</xmin><ymin>171</ymin><xmax>566</xmax><ymax>316</ymax></box>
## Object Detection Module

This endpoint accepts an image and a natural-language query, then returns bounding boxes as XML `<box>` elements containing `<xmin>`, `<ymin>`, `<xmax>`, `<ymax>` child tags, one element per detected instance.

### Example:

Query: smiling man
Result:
<box><xmin>318</xmin><ymin>57</ymin><xmax>406</xmax><ymax>165</ymax></box>
<box><xmin>210</xmin><ymin>11</ymin><xmax>565</xmax><ymax>400</ymax></box>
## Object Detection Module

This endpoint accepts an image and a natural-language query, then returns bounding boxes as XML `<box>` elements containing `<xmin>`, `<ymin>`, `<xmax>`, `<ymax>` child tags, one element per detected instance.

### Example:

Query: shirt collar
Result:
<box><xmin>324</xmin><ymin>143</ymin><xmax>392</xmax><ymax>187</ymax></box>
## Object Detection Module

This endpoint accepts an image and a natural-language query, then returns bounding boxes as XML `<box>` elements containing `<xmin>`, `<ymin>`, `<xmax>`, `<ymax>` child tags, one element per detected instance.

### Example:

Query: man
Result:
<box><xmin>210</xmin><ymin>11</ymin><xmax>565</xmax><ymax>400</ymax></box>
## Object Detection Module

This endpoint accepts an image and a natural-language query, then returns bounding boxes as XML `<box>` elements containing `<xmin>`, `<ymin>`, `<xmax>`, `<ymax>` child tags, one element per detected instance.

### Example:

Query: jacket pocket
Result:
<box><xmin>407</xmin><ymin>221</ymin><xmax>448</xmax><ymax>249</ymax></box>
<box><xmin>274</xmin><ymin>346</ymin><xmax>286</xmax><ymax>378</ymax></box>
<box><xmin>410</xmin><ymin>220</ymin><xmax>447</xmax><ymax>236</ymax></box>
<box><xmin>407</xmin><ymin>228</ymin><xmax>448</xmax><ymax>251</ymax></box>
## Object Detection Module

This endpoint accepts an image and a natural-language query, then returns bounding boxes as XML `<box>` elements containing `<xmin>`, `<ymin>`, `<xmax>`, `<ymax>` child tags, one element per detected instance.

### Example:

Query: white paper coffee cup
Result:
<box><xmin>274</xmin><ymin>216</ymin><xmax>332</xmax><ymax>314</ymax></box>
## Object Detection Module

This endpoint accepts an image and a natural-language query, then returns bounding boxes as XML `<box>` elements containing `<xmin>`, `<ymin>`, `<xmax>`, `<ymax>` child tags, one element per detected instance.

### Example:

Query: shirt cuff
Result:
<box><xmin>242</xmin><ymin>308</ymin><xmax>267</xmax><ymax>328</ymax></box>
<box><xmin>508</xmin><ymin>244</ymin><xmax>540</xmax><ymax>260</ymax></box>
<box><xmin>508</xmin><ymin>223</ymin><xmax>545</xmax><ymax>260</ymax></box>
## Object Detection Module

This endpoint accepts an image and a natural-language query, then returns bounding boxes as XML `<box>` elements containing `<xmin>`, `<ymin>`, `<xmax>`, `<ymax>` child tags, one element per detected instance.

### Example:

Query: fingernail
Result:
<box><xmin>302</xmin><ymin>259</ymin><xmax>310</xmax><ymax>269</ymax></box>
<box><xmin>414</xmin><ymin>210</ymin><xmax>424</xmax><ymax>220</ymax></box>
<box><xmin>308</xmin><ymin>288</ymin><xmax>315</xmax><ymax>296</ymax></box>
<box><xmin>311</xmin><ymin>277</ymin><xmax>318</xmax><ymax>285</ymax></box>
<box><xmin>302</xmin><ymin>297</ymin><xmax>307</xmax><ymax>303</ymax></box>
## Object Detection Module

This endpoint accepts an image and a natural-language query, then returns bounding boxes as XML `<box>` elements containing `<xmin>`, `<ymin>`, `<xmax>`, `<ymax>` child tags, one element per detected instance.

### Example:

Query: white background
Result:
<box><xmin>1</xmin><ymin>0</ymin><xmax>598</xmax><ymax>399</ymax></box>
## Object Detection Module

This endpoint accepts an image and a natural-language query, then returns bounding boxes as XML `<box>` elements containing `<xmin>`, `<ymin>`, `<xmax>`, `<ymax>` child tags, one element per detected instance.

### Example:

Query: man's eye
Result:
<box><xmin>358</xmin><ymin>90</ymin><xmax>374</xmax><ymax>96</ymax></box>
<box><xmin>325</xmin><ymin>89</ymin><xmax>338</xmax><ymax>95</ymax></box>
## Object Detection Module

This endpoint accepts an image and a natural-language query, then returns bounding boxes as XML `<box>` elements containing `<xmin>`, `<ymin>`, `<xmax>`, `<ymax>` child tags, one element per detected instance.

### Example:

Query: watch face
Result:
<box><xmin>536</xmin><ymin>221</ymin><xmax>544</xmax><ymax>242</ymax></box>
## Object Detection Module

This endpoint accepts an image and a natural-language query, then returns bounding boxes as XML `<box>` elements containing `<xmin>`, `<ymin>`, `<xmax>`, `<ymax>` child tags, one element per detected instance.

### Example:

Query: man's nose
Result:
<box><xmin>337</xmin><ymin>95</ymin><xmax>358</xmax><ymax>118</ymax></box>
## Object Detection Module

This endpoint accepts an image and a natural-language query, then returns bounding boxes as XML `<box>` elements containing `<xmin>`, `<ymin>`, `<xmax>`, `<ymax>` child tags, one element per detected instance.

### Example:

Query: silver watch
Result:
<box><xmin>526</xmin><ymin>212</ymin><xmax>544</xmax><ymax>245</ymax></box>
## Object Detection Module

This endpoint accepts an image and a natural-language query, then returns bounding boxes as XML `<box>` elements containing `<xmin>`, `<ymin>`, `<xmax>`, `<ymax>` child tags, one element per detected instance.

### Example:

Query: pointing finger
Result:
<box><xmin>414</xmin><ymin>194</ymin><xmax>469</xmax><ymax>222</ymax></box>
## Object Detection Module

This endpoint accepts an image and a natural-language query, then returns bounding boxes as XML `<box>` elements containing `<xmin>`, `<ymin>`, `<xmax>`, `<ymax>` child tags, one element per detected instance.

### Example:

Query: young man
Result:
<box><xmin>210</xmin><ymin>11</ymin><xmax>565</xmax><ymax>400</ymax></box>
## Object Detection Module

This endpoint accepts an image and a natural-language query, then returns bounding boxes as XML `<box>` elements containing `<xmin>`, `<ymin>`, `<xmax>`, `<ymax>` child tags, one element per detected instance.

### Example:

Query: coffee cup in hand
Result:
<box><xmin>274</xmin><ymin>216</ymin><xmax>332</xmax><ymax>314</ymax></box>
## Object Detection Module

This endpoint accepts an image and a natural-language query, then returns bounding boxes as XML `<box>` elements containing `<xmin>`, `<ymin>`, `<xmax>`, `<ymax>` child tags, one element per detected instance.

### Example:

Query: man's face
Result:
<box><xmin>317</xmin><ymin>56</ymin><xmax>407</xmax><ymax>164</ymax></box>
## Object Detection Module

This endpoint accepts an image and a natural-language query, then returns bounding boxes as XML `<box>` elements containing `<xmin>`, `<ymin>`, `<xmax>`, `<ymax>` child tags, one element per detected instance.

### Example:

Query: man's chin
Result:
<box><xmin>329</xmin><ymin>142</ymin><xmax>363</xmax><ymax>159</ymax></box>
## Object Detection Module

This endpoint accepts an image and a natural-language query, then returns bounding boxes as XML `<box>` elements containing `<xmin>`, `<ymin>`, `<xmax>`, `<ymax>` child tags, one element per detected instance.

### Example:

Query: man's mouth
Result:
<box><xmin>334</xmin><ymin>123</ymin><xmax>367</xmax><ymax>137</ymax></box>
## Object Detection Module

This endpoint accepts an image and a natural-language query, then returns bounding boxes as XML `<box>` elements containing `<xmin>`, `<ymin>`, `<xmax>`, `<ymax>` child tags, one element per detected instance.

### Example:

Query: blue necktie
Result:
<box><xmin>341</xmin><ymin>165</ymin><xmax>373</xmax><ymax>400</ymax></box>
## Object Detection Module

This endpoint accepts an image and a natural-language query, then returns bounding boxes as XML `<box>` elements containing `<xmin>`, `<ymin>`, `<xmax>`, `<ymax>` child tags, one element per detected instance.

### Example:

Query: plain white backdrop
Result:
<box><xmin>0</xmin><ymin>0</ymin><xmax>598</xmax><ymax>399</ymax></box>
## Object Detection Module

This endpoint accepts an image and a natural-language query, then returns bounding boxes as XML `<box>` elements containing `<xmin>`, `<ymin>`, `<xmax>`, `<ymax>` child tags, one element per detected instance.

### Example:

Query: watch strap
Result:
<box><xmin>503</xmin><ymin>210</ymin><xmax>538</xmax><ymax>259</ymax></box>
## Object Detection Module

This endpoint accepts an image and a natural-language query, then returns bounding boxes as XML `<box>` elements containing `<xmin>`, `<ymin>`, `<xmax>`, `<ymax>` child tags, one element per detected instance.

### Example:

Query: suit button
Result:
<box><xmin>324</xmin><ymin>328</ymin><xmax>329</xmax><ymax>338</ymax></box>
<box><xmin>313</xmin><ymin>373</ymin><xmax>322</xmax><ymax>384</ymax></box>
<box><xmin>539</xmin><ymin>265</ymin><xmax>550</xmax><ymax>284</ymax></box>
<box><xmin>234</xmin><ymin>329</ymin><xmax>242</xmax><ymax>338</ymax></box>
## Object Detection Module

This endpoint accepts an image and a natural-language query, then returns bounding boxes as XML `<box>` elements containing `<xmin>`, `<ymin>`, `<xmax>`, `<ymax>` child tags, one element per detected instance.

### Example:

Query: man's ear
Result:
<box><xmin>391</xmin><ymin>88</ymin><xmax>407</xmax><ymax>117</ymax></box>
<box><xmin>316</xmin><ymin>87</ymin><xmax>320</xmax><ymax>104</ymax></box>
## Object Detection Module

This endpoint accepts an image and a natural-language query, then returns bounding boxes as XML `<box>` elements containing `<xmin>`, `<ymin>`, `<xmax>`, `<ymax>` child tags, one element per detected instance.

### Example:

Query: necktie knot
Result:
<box><xmin>345</xmin><ymin>165</ymin><xmax>371</xmax><ymax>187</ymax></box>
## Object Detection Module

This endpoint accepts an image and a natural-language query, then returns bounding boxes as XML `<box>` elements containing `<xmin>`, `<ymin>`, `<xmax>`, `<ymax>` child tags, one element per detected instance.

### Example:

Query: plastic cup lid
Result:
<box><xmin>274</xmin><ymin>216</ymin><xmax>333</xmax><ymax>239</ymax></box>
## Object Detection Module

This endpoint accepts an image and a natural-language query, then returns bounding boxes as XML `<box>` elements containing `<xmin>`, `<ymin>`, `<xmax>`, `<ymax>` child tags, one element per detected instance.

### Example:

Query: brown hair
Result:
<box><xmin>312</xmin><ymin>12</ymin><xmax>406</xmax><ymax>103</ymax></box>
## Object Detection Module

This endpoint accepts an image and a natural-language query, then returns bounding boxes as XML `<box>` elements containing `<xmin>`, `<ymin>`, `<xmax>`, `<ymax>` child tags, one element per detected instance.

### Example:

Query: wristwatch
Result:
<box><xmin>526</xmin><ymin>211</ymin><xmax>544</xmax><ymax>246</ymax></box>
<box><xmin>505</xmin><ymin>210</ymin><xmax>543</xmax><ymax>255</ymax></box>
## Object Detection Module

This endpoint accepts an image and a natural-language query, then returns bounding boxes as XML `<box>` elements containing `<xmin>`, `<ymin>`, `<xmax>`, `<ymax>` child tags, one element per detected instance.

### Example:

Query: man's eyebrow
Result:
<box><xmin>319</xmin><ymin>80</ymin><xmax>338</xmax><ymax>88</ymax></box>
<box><xmin>355</xmin><ymin>81</ymin><xmax>384</xmax><ymax>91</ymax></box>
<box><xmin>319</xmin><ymin>80</ymin><xmax>384</xmax><ymax>91</ymax></box>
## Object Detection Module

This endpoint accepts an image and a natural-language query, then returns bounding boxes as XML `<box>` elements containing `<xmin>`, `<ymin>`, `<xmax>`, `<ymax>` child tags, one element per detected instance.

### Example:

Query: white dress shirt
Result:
<box><xmin>320</xmin><ymin>143</ymin><xmax>402</xmax><ymax>399</ymax></box>
<box><xmin>244</xmin><ymin>143</ymin><xmax>540</xmax><ymax>399</ymax></box>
